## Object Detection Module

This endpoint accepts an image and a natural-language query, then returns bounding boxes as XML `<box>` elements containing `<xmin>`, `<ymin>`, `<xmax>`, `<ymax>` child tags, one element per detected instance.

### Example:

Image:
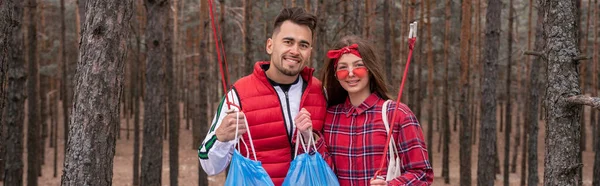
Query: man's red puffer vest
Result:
<box><xmin>232</xmin><ymin>61</ymin><xmax>327</xmax><ymax>186</ymax></box>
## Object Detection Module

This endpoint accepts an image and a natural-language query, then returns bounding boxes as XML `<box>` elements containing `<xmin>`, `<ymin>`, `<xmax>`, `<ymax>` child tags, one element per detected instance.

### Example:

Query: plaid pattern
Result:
<box><xmin>323</xmin><ymin>93</ymin><xmax>433</xmax><ymax>186</ymax></box>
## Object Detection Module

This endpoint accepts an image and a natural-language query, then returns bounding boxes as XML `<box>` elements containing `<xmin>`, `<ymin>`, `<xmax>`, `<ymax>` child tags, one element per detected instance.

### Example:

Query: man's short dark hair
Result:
<box><xmin>273</xmin><ymin>7</ymin><xmax>317</xmax><ymax>37</ymax></box>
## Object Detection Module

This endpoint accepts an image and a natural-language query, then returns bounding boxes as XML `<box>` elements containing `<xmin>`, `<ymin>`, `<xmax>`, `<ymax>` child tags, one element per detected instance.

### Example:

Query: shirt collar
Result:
<box><xmin>342</xmin><ymin>92</ymin><xmax>382</xmax><ymax>117</ymax></box>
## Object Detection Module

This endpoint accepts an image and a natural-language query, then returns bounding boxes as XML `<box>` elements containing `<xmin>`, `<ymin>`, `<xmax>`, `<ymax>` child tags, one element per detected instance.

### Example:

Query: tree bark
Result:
<box><xmin>352</xmin><ymin>0</ymin><xmax>362</xmax><ymax>36</ymax></box>
<box><xmin>505</xmin><ymin>0</ymin><xmax>514</xmax><ymax>185</ymax></box>
<box><xmin>38</xmin><ymin>1</ymin><xmax>47</xmax><ymax>174</ymax></box>
<box><xmin>141</xmin><ymin>0</ymin><xmax>168</xmax><ymax>185</ymax></box>
<box><xmin>311</xmin><ymin>0</ymin><xmax>327</xmax><ymax>75</ymax></box>
<box><xmin>244</xmin><ymin>0</ymin><xmax>253</xmax><ymax>74</ymax></box>
<box><xmin>542</xmin><ymin>0</ymin><xmax>583</xmax><ymax>185</ymax></box>
<box><xmin>594</xmin><ymin>0</ymin><xmax>600</xmax><ymax>184</ymax></box>
<box><xmin>1</xmin><ymin>0</ymin><xmax>25</xmax><ymax>184</ymax></box>
<box><xmin>167</xmin><ymin>0</ymin><xmax>178</xmax><ymax>185</ymax></box>
<box><xmin>415</xmin><ymin>1</ymin><xmax>424</xmax><ymax>125</ymax></box>
<box><xmin>459</xmin><ymin>0</ymin><xmax>472</xmax><ymax>185</ymax></box>
<box><xmin>26</xmin><ymin>0</ymin><xmax>40</xmax><ymax>184</ymax></box>
<box><xmin>132</xmin><ymin>1</ymin><xmax>144</xmax><ymax>185</ymax></box>
<box><xmin>363</xmin><ymin>0</ymin><xmax>371</xmax><ymax>39</ymax></box>
<box><xmin>383</xmin><ymin>0</ymin><xmax>391</xmax><ymax>83</ymax></box>
<box><xmin>197</xmin><ymin>0</ymin><xmax>209</xmax><ymax>184</ymax></box>
<box><xmin>425</xmin><ymin>0</ymin><xmax>434</xmax><ymax>167</ymax></box>
<box><xmin>52</xmin><ymin>92</ymin><xmax>58</xmax><ymax>178</ymax></box>
<box><xmin>61</xmin><ymin>0</ymin><xmax>71</xmax><ymax>157</ymax></box>
<box><xmin>442</xmin><ymin>0</ymin><xmax>451</xmax><ymax>184</ymax></box>
<box><xmin>60</xmin><ymin>0</ymin><xmax>133</xmax><ymax>185</ymax></box>
<box><xmin>525</xmin><ymin>1</ymin><xmax>545</xmax><ymax>185</ymax></box>
<box><xmin>477</xmin><ymin>0</ymin><xmax>501</xmax><ymax>185</ymax></box>
<box><xmin>593</xmin><ymin>0</ymin><xmax>599</xmax><ymax>151</ymax></box>
<box><xmin>576</xmin><ymin>0</ymin><xmax>586</xmax><ymax>153</ymax></box>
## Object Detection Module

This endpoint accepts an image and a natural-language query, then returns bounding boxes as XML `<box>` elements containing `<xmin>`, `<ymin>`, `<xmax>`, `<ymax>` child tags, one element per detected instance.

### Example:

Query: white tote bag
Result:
<box><xmin>381</xmin><ymin>100</ymin><xmax>402</xmax><ymax>181</ymax></box>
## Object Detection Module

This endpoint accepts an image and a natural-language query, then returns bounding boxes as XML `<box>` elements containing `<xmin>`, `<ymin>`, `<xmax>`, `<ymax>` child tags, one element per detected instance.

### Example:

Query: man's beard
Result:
<box><xmin>276</xmin><ymin>60</ymin><xmax>304</xmax><ymax>76</ymax></box>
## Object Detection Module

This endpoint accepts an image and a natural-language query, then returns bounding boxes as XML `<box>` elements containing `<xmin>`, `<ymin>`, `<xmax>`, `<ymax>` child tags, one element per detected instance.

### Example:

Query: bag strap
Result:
<box><xmin>231</xmin><ymin>107</ymin><xmax>258</xmax><ymax>161</ymax></box>
<box><xmin>381</xmin><ymin>100</ymin><xmax>400</xmax><ymax>161</ymax></box>
<box><xmin>294</xmin><ymin>130</ymin><xmax>318</xmax><ymax>157</ymax></box>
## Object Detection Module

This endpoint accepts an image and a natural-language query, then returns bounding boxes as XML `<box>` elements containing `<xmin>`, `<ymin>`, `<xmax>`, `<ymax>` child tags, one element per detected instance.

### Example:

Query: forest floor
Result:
<box><xmin>2</xmin><ymin>101</ymin><xmax>596</xmax><ymax>186</ymax></box>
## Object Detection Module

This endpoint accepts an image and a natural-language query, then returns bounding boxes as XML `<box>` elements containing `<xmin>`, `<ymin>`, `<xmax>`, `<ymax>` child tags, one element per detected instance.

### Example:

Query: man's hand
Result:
<box><xmin>370</xmin><ymin>178</ymin><xmax>388</xmax><ymax>186</ymax></box>
<box><xmin>294</xmin><ymin>108</ymin><xmax>312</xmax><ymax>139</ymax></box>
<box><xmin>215</xmin><ymin>110</ymin><xmax>247</xmax><ymax>142</ymax></box>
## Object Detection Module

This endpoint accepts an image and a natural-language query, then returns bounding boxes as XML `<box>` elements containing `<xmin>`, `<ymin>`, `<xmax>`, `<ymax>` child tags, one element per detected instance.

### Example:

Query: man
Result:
<box><xmin>198</xmin><ymin>7</ymin><xmax>327</xmax><ymax>185</ymax></box>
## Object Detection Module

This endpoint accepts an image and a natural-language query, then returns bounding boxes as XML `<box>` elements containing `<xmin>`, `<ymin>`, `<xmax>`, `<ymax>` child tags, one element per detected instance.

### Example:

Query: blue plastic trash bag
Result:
<box><xmin>224</xmin><ymin>150</ymin><xmax>274</xmax><ymax>186</ymax></box>
<box><xmin>224</xmin><ymin>109</ymin><xmax>275</xmax><ymax>186</ymax></box>
<box><xmin>282</xmin><ymin>133</ymin><xmax>340</xmax><ymax>186</ymax></box>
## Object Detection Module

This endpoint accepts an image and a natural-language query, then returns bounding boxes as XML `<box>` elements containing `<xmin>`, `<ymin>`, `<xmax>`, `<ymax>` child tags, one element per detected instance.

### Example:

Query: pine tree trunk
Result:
<box><xmin>244</xmin><ymin>0</ymin><xmax>253</xmax><ymax>74</ymax></box>
<box><xmin>383</xmin><ymin>0</ymin><xmax>391</xmax><ymax>82</ymax></box>
<box><xmin>61</xmin><ymin>0</ymin><xmax>71</xmax><ymax>158</ymax></box>
<box><xmin>592</xmin><ymin>0</ymin><xmax>599</xmax><ymax>151</ymax></box>
<box><xmin>425</xmin><ymin>0</ymin><xmax>434</xmax><ymax>167</ymax></box>
<box><xmin>441</xmin><ymin>0</ymin><xmax>451</xmax><ymax>184</ymax></box>
<box><xmin>132</xmin><ymin>1</ymin><xmax>144</xmax><ymax>185</ymax></box>
<box><xmin>459</xmin><ymin>0</ymin><xmax>472</xmax><ymax>185</ymax></box>
<box><xmin>167</xmin><ymin>0</ymin><xmax>178</xmax><ymax>185</ymax></box>
<box><xmin>52</xmin><ymin>92</ymin><xmax>58</xmax><ymax>178</ymax></box>
<box><xmin>363</xmin><ymin>0</ymin><xmax>371</xmax><ymax>39</ymax></box>
<box><xmin>60</xmin><ymin>0</ymin><xmax>133</xmax><ymax>184</ymax></box>
<box><xmin>505</xmin><ymin>0</ymin><xmax>514</xmax><ymax>185</ymax></box>
<box><xmin>525</xmin><ymin>1</ymin><xmax>545</xmax><ymax>185</ymax></box>
<box><xmin>311</xmin><ymin>0</ymin><xmax>327</xmax><ymax>75</ymax></box>
<box><xmin>477</xmin><ymin>0</ymin><xmax>501</xmax><ymax>185</ymax></box>
<box><xmin>542</xmin><ymin>0</ymin><xmax>583</xmax><ymax>185</ymax></box>
<box><xmin>141</xmin><ymin>0</ymin><xmax>168</xmax><ymax>185</ymax></box>
<box><xmin>576</xmin><ymin>0</ymin><xmax>586</xmax><ymax>153</ymax></box>
<box><xmin>38</xmin><ymin>2</ymin><xmax>48</xmax><ymax>173</ymax></box>
<box><xmin>415</xmin><ymin>1</ymin><xmax>424</xmax><ymax>124</ymax></box>
<box><xmin>593</xmin><ymin>0</ymin><xmax>600</xmax><ymax>184</ymax></box>
<box><xmin>510</xmin><ymin>109</ymin><xmax>520</xmax><ymax>173</ymax></box>
<box><xmin>26</xmin><ymin>0</ymin><xmax>40</xmax><ymax>184</ymax></box>
<box><xmin>197</xmin><ymin>0</ymin><xmax>209</xmax><ymax>184</ymax></box>
<box><xmin>1</xmin><ymin>0</ymin><xmax>25</xmax><ymax>184</ymax></box>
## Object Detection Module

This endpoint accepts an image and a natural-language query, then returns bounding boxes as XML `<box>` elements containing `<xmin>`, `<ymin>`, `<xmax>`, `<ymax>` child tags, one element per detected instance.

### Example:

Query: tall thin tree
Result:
<box><xmin>197</xmin><ymin>0</ymin><xmax>209</xmax><ymax>184</ymax></box>
<box><xmin>505</xmin><ymin>0</ymin><xmax>514</xmax><ymax>185</ymax></box>
<box><xmin>167</xmin><ymin>0</ymin><xmax>178</xmax><ymax>185</ymax></box>
<box><xmin>383</xmin><ymin>0</ymin><xmax>391</xmax><ymax>82</ymax></box>
<box><xmin>524</xmin><ymin>1</ymin><xmax>545</xmax><ymax>185</ymax></box>
<box><xmin>60</xmin><ymin>0</ymin><xmax>133</xmax><ymax>185</ymax></box>
<box><xmin>132</xmin><ymin>0</ymin><xmax>144</xmax><ymax>184</ymax></box>
<box><xmin>593</xmin><ymin>0</ymin><xmax>599</xmax><ymax>150</ymax></box>
<box><xmin>244</xmin><ymin>0</ymin><xmax>253</xmax><ymax>74</ymax></box>
<box><xmin>141</xmin><ymin>0</ymin><xmax>168</xmax><ymax>185</ymax></box>
<box><xmin>459</xmin><ymin>0</ymin><xmax>472</xmax><ymax>185</ymax></box>
<box><xmin>1</xmin><ymin>0</ymin><xmax>25</xmax><ymax>185</ymax></box>
<box><xmin>477</xmin><ymin>0</ymin><xmax>501</xmax><ymax>185</ymax></box>
<box><xmin>425</xmin><ymin>0</ymin><xmax>434</xmax><ymax>167</ymax></box>
<box><xmin>26</xmin><ymin>0</ymin><xmax>40</xmax><ymax>184</ymax></box>
<box><xmin>441</xmin><ymin>0</ymin><xmax>451</xmax><ymax>184</ymax></box>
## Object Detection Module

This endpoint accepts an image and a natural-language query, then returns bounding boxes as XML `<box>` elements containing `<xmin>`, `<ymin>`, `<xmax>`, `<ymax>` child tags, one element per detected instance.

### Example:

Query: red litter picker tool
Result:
<box><xmin>373</xmin><ymin>21</ymin><xmax>418</xmax><ymax>181</ymax></box>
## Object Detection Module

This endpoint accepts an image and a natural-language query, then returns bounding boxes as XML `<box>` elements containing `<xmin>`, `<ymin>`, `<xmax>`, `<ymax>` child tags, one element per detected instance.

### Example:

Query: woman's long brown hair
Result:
<box><xmin>320</xmin><ymin>35</ymin><xmax>393</xmax><ymax>106</ymax></box>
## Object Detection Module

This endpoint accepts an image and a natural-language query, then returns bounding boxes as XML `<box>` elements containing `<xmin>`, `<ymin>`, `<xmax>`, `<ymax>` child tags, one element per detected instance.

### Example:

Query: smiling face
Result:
<box><xmin>335</xmin><ymin>53</ymin><xmax>371</xmax><ymax>97</ymax></box>
<box><xmin>266</xmin><ymin>20</ymin><xmax>313</xmax><ymax>77</ymax></box>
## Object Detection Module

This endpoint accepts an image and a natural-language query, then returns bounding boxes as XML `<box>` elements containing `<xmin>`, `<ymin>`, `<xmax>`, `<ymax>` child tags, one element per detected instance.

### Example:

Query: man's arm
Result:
<box><xmin>197</xmin><ymin>90</ymin><xmax>240</xmax><ymax>175</ymax></box>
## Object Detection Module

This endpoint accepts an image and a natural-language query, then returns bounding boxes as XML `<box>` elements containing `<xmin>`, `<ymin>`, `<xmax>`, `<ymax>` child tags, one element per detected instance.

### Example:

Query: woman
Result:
<box><xmin>320</xmin><ymin>36</ymin><xmax>433</xmax><ymax>186</ymax></box>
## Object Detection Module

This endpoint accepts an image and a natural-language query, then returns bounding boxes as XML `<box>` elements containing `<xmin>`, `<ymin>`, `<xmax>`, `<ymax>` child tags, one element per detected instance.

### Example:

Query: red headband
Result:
<box><xmin>327</xmin><ymin>44</ymin><xmax>362</xmax><ymax>66</ymax></box>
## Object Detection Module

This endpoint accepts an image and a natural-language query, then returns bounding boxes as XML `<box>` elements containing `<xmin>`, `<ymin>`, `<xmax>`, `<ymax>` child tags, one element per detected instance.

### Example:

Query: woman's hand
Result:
<box><xmin>370</xmin><ymin>177</ymin><xmax>388</xmax><ymax>186</ymax></box>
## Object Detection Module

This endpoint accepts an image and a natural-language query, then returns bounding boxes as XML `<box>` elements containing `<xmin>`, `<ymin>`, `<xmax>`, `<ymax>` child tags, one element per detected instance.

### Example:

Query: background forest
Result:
<box><xmin>0</xmin><ymin>0</ymin><xmax>599</xmax><ymax>185</ymax></box>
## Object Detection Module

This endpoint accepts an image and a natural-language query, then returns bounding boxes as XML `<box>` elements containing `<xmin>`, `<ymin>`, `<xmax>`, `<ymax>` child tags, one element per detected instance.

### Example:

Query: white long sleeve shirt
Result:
<box><xmin>197</xmin><ymin>77</ymin><xmax>304</xmax><ymax>175</ymax></box>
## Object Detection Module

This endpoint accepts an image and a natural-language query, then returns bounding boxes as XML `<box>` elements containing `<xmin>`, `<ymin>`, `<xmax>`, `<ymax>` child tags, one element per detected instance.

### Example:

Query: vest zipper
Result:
<box><xmin>284</xmin><ymin>90</ymin><xmax>295</xmax><ymax>159</ymax></box>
